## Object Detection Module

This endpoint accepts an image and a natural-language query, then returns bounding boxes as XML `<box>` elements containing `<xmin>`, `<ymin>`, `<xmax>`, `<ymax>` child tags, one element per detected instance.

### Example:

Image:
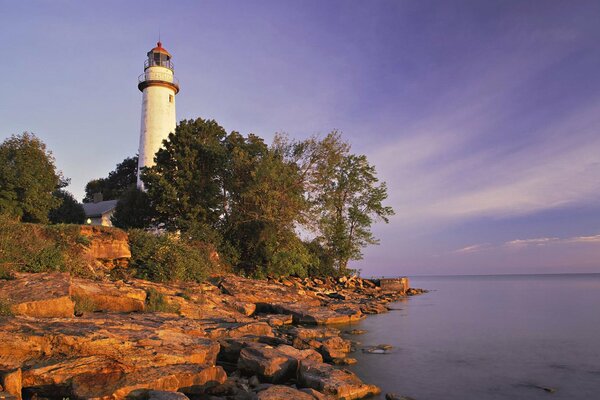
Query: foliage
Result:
<box><xmin>0</xmin><ymin>132</ymin><xmax>64</xmax><ymax>223</ymax></box>
<box><xmin>49</xmin><ymin>189</ymin><xmax>86</xmax><ymax>224</ymax></box>
<box><xmin>143</xmin><ymin>119</ymin><xmax>228</xmax><ymax>233</ymax></box>
<box><xmin>311</xmin><ymin>151</ymin><xmax>394</xmax><ymax>272</ymax></box>
<box><xmin>0</xmin><ymin>215</ymin><xmax>92</xmax><ymax>277</ymax></box>
<box><xmin>145</xmin><ymin>288</ymin><xmax>180</xmax><ymax>313</ymax></box>
<box><xmin>139</xmin><ymin>119</ymin><xmax>393</xmax><ymax>277</ymax></box>
<box><xmin>73</xmin><ymin>294</ymin><xmax>97</xmax><ymax>314</ymax></box>
<box><xmin>0</xmin><ymin>298</ymin><xmax>13</xmax><ymax>316</ymax></box>
<box><xmin>274</xmin><ymin>131</ymin><xmax>394</xmax><ymax>274</ymax></box>
<box><xmin>128</xmin><ymin>229</ymin><xmax>213</xmax><ymax>283</ymax></box>
<box><xmin>111</xmin><ymin>187</ymin><xmax>154</xmax><ymax>229</ymax></box>
<box><xmin>84</xmin><ymin>156</ymin><xmax>138</xmax><ymax>203</ymax></box>
<box><xmin>142</xmin><ymin>119</ymin><xmax>315</xmax><ymax>277</ymax></box>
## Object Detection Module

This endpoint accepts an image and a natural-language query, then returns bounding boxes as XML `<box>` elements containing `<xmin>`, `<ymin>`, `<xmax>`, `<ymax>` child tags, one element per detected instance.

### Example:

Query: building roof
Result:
<box><xmin>82</xmin><ymin>200</ymin><xmax>118</xmax><ymax>218</ymax></box>
<box><xmin>150</xmin><ymin>41</ymin><xmax>171</xmax><ymax>57</ymax></box>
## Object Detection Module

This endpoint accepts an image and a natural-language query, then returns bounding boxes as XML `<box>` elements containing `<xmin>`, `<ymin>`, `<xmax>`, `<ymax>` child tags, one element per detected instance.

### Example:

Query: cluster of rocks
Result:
<box><xmin>0</xmin><ymin>272</ymin><xmax>425</xmax><ymax>400</ymax></box>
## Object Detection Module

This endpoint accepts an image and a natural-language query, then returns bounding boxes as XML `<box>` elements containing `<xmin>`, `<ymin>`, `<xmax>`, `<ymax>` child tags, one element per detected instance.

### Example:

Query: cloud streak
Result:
<box><xmin>453</xmin><ymin>233</ymin><xmax>600</xmax><ymax>255</ymax></box>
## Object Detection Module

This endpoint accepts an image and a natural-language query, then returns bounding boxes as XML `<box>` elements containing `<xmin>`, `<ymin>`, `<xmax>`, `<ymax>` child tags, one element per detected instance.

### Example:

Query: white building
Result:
<box><xmin>137</xmin><ymin>42</ymin><xmax>179</xmax><ymax>189</ymax></box>
<box><xmin>82</xmin><ymin>199</ymin><xmax>118</xmax><ymax>227</ymax></box>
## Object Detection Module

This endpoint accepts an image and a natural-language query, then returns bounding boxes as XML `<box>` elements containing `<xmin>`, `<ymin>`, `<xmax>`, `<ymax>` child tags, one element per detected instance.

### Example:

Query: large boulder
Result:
<box><xmin>72</xmin><ymin>278</ymin><xmax>146</xmax><ymax>313</ymax></box>
<box><xmin>237</xmin><ymin>345</ymin><xmax>296</xmax><ymax>383</ymax></box>
<box><xmin>319</xmin><ymin>337</ymin><xmax>352</xmax><ymax>362</ymax></box>
<box><xmin>71</xmin><ymin>364</ymin><xmax>226</xmax><ymax>399</ymax></box>
<box><xmin>298</xmin><ymin>360</ymin><xmax>380</xmax><ymax>400</ymax></box>
<box><xmin>257</xmin><ymin>385</ymin><xmax>314</xmax><ymax>400</ymax></box>
<box><xmin>0</xmin><ymin>273</ymin><xmax>74</xmax><ymax>318</ymax></box>
<box><xmin>275</xmin><ymin>345</ymin><xmax>323</xmax><ymax>363</ymax></box>
<box><xmin>0</xmin><ymin>369</ymin><xmax>21</xmax><ymax>400</ymax></box>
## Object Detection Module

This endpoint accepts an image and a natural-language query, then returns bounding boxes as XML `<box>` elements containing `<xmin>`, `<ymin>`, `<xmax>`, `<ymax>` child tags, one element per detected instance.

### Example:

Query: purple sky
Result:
<box><xmin>2</xmin><ymin>0</ymin><xmax>600</xmax><ymax>276</ymax></box>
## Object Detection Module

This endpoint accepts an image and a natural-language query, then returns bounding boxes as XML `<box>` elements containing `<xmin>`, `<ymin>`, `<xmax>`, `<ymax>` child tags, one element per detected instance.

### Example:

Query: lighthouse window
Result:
<box><xmin>169</xmin><ymin>95</ymin><xmax>174</xmax><ymax>103</ymax></box>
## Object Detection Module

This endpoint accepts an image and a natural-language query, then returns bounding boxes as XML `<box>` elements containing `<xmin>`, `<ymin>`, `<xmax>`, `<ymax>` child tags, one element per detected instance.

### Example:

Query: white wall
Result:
<box><xmin>137</xmin><ymin>66</ymin><xmax>177</xmax><ymax>189</ymax></box>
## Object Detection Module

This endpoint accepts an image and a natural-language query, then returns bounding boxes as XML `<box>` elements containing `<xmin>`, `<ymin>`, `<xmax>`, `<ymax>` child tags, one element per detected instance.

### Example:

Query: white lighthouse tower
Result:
<box><xmin>137</xmin><ymin>41</ymin><xmax>179</xmax><ymax>189</ymax></box>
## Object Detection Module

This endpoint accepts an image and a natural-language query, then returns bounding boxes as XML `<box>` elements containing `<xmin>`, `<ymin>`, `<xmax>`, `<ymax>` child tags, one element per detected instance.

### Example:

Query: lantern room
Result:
<box><xmin>145</xmin><ymin>41</ymin><xmax>174</xmax><ymax>70</ymax></box>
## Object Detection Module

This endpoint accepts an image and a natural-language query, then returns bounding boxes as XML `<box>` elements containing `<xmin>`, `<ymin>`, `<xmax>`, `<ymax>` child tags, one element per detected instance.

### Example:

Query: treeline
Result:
<box><xmin>0</xmin><ymin>118</ymin><xmax>393</xmax><ymax>278</ymax></box>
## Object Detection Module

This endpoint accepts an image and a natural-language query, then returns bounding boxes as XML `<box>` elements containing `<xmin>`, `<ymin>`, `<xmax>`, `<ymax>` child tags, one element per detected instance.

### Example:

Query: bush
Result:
<box><xmin>0</xmin><ymin>215</ymin><xmax>92</xmax><ymax>277</ymax></box>
<box><xmin>145</xmin><ymin>288</ymin><xmax>179</xmax><ymax>313</ymax></box>
<box><xmin>0</xmin><ymin>298</ymin><xmax>13</xmax><ymax>316</ymax></box>
<box><xmin>128</xmin><ymin>229</ymin><xmax>213</xmax><ymax>283</ymax></box>
<box><xmin>73</xmin><ymin>294</ymin><xmax>98</xmax><ymax>314</ymax></box>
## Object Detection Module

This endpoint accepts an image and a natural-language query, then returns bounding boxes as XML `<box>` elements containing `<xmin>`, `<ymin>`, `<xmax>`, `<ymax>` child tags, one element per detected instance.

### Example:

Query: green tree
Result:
<box><xmin>222</xmin><ymin>132</ymin><xmax>310</xmax><ymax>276</ymax></box>
<box><xmin>84</xmin><ymin>156</ymin><xmax>138</xmax><ymax>202</ymax></box>
<box><xmin>143</xmin><ymin>119</ymin><xmax>313</xmax><ymax>276</ymax></box>
<box><xmin>49</xmin><ymin>189</ymin><xmax>86</xmax><ymax>224</ymax></box>
<box><xmin>0</xmin><ymin>133</ymin><xmax>63</xmax><ymax>223</ymax></box>
<box><xmin>312</xmin><ymin>152</ymin><xmax>394</xmax><ymax>273</ymax></box>
<box><xmin>111</xmin><ymin>187</ymin><xmax>154</xmax><ymax>229</ymax></box>
<box><xmin>143</xmin><ymin>119</ymin><xmax>228</xmax><ymax>234</ymax></box>
<box><xmin>275</xmin><ymin>131</ymin><xmax>394</xmax><ymax>274</ymax></box>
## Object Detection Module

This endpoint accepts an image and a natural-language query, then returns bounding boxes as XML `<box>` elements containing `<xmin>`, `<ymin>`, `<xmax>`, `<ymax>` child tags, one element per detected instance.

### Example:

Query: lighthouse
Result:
<box><xmin>136</xmin><ymin>42</ymin><xmax>179</xmax><ymax>189</ymax></box>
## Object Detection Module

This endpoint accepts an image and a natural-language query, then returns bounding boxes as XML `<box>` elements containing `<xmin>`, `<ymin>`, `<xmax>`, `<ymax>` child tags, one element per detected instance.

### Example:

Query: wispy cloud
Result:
<box><xmin>453</xmin><ymin>233</ymin><xmax>600</xmax><ymax>255</ymax></box>
<box><xmin>452</xmin><ymin>243</ymin><xmax>492</xmax><ymax>254</ymax></box>
<box><xmin>505</xmin><ymin>237</ymin><xmax>560</xmax><ymax>247</ymax></box>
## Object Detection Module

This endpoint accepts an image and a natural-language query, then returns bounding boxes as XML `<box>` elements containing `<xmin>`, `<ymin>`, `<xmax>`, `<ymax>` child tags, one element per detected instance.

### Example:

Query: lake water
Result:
<box><xmin>345</xmin><ymin>274</ymin><xmax>600</xmax><ymax>399</ymax></box>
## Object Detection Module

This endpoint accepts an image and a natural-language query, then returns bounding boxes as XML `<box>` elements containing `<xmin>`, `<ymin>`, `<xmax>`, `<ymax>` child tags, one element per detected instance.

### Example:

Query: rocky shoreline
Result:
<box><xmin>0</xmin><ymin>272</ymin><xmax>425</xmax><ymax>400</ymax></box>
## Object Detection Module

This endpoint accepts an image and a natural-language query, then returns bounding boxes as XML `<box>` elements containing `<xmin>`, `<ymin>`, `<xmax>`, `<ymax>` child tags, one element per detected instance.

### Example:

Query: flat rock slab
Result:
<box><xmin>0</xmin><ymin>314</ymin><xmax>220</xmax><ymax>370</ymax></box>
<box><xmin>257</xmin><ymin>385</ymin><xmax>314</xmax><ymax>400</ymax></box>
<box><xmin>273</xmin><ymin>303</ymin><xmax>363</xmax><ymax>325</ymax></box>
<box><xmin>0</xmin><ymin>273</ymin><xmax>74</xmax><ymax>318</ymax></box>
<box><xmin>71</xmin><ymin>364</ymin><xmax>226</xmax><ymax>399</ymax></box>
<box><xmin>218</xmin><ymin>276</ymin><xmax>321</xmax><ymax>307</ymax></box>
<box><xmin>298</xmin><ymin>360</ymin><xmax>380</xmax><ymax>400</ymax></box>
<box><xmin>72</xmin><ymin>278</ymin><xmax>146</xmax><ymax>313</ymax></box>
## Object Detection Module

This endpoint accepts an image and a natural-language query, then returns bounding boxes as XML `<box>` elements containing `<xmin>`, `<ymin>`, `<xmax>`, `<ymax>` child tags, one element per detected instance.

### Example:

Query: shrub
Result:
<box><xmin>73</xmin><ymin>294</ymin><xmax>98</xmax><ymax>314</ymax></box>
<box><xmin>0</xmin><ymin>298</ymin><xmax>13</xmax><ymax>316</ymax></box>
<box><xmin>145</xmin><ymin>288</ymin><xmax>179</xmax><ymax>313</ymax></box>
<box><xmin>128</xmin><ymin>229</ymin><xmax>213</xmax><ymax>283</ymax></box>
<box><xmin>0</xmin><ymin>215</ymin><xmax>92</xmax><ymax>277</ymax></box>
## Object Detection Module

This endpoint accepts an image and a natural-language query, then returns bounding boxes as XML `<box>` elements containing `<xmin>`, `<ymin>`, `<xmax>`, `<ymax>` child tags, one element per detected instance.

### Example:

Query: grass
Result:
<box><xmin>145</xmin><ymin>288</ymin><xmax>180</xmax><ymax>314</ymax></box>
<box><xmin>72</xmin><ymin>294</ymin><xmax>98</xmax><ymax>314</ymax></box>
<box><xmin>0</xmin><ymin>298</ymin><xmax>13</xmax><ymax>316</ymax></box>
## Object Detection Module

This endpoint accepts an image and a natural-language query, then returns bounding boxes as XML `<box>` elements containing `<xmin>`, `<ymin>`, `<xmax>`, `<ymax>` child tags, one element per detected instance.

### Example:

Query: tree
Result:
<box><xmin>49</xmin><ymin>189</ymin><xmax>86</xmax><ymax>224</ymax></box>
<box><xmin>275</xmin><ymin>131</ymin><xmax>394</xmax><ymax>274</ymax></box>
<box><xmin>0</xmin><ymin>133</ymin><xmax>63</xmax><ymax>223</ymax></box>
<box><xmin>84</xmin><ymin>156</ymin><xmax>138</xmax><ymax>202</ymax></box>
<box><xmin>312</xmin><ymin>152</ymin><xmax>394</xmax><ymax>272</ymax></box>
<box><xmin>143</xmin><ymin>119</ymin><xmax>228</xmax><ymax>234</ymax></box>
<box><xmin>143</xmin><ymin>118</ymin><xmax>313</xmax><ymax>276</ymax></box>
<box><xmin>111</xmin><ymin>187</ymin><xmax>154</xmax><ymax>229</ymax></box>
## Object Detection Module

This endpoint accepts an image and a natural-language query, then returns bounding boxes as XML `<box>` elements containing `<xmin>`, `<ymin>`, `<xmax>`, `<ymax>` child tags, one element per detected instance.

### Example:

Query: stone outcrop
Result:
<box><xmin>298</xmin><ymin>360</ymin><xmax>381</xmax><ymax>400</ymax></box>
<box><xmin>71</xmin><ymin>364</ymin><xmax>226</xmax><ymax>399</ymax></box>
<box><xmin>257</xmin><ymin>385</ymin><xmax>315</xmax><ymax>400</ymax></box>
<box><xmin>72</xmin><ymin>278</ymin><xmax>146</xmax><ymax>313</ymax></box>
<box><xmin>237</xmin><ymin>344</ymin><xmax>296</xmax><ymax>383</ymax></box>
<box><xmin>0</xmin><ymin>273</ymin><xmax>74</xmax><ymax>318</ymax></box>
<box><xmin>80</xmin><ymin>226</ymin><xmax>131</xmax><ymax>261</ymax></box>
<box><xmin>0</xmin><ymin>271</ymin><xmax>424</xmax><ymax>399</ymax></box>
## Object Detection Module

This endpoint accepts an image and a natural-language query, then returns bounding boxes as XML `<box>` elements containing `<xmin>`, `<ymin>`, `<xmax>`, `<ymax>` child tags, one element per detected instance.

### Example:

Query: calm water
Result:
<box><xmin>345</xmin><ymin>274</ymin><xmax>600</xmax><ymax>399</ymax></box>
